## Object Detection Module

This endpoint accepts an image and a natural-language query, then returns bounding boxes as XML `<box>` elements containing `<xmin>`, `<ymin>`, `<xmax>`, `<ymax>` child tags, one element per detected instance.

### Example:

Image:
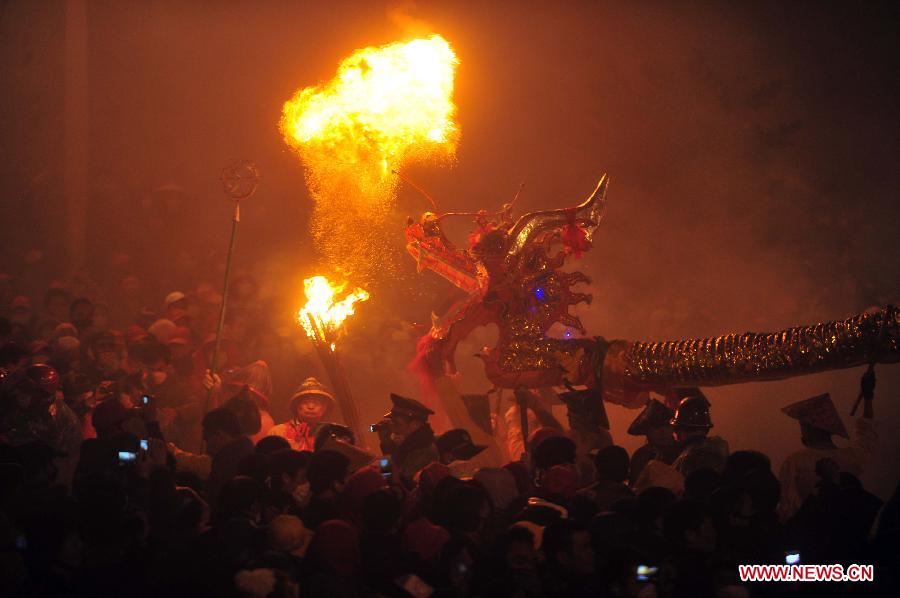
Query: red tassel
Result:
<box><xmin>561</xmin><ymin>208</ymin><xmax>591</xmax><ymax>258</ymax></box>
<box><xmin>407</xmin><ymin>334</ymin><xmax>451</xmax><ymax>431</ymax></box>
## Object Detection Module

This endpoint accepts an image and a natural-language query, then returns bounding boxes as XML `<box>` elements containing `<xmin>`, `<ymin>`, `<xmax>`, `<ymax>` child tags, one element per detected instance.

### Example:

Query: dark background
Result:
<box><xmin>1</xmin><ymin>0</ymin><xmax>898</xmax><ymax>497</ymax></box>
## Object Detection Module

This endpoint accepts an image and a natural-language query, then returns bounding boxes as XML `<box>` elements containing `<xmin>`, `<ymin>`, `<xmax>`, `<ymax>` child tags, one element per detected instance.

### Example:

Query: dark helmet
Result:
<box><xmin>23</xmin><ymin>364</ymin><xmax>61</xmax><ymax>397</ymax></box>
<box><xmin>627</xmin><ymin>398</ymin><xmax>674</xmax><ymax>436</ymax></box>
<box><xmin>670</xmin><ymin>393</ymin><xmax>712</xmax><ymax>430</ymax></box>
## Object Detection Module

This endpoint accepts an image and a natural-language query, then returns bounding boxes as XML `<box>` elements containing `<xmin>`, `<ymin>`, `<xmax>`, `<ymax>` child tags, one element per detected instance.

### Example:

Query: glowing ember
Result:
<box><xmin>298</xmin><ymin>276</ymin><xmax>369</xmax><ymax>344</ymax></box>
<box><xmin>280</xmin><ymin>35</ymin><xmax>459</xmax><ymax>281</ymax></box>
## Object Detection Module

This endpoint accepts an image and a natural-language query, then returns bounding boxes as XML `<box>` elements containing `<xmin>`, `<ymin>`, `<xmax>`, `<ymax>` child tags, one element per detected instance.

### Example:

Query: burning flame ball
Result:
<box><xmin>298</xmin><ymin>275</ymin><xmax>370</xmax><ymax>342</ymax></box>
<box><xmin>281</xmin><ymin>35</ymin><xmax>459</xmax><ymax>282</ymax></box>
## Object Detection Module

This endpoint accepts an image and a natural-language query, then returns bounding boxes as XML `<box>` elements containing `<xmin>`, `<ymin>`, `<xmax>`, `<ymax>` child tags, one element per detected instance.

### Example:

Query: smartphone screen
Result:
<box><xmin>141</xmin><ymin>394</ymin><xmax>150</xmax><ymax>405</ymax></box>
<box><xmin>379</xmin><ymin>457</ymin><xmax>392</xmax><ymax>479</ymax></box>
<box><xmin>785</xmin><ymin>551</ymin><xmax>800</xmax><ymax>565</ymax></box>
<box><xmin>140</xmin><ymin>439</ymin><xmax>149</xmax><ymax>451</ymax></box>
<box><xmin>118</xmin><ymin>451</ymin><xmax>137</xmax><ymax>463</ymax></box>
<box><xmin>636</xmin><ymin>564</ymin><xmax>658</xmax><ymax>581</ymax></box>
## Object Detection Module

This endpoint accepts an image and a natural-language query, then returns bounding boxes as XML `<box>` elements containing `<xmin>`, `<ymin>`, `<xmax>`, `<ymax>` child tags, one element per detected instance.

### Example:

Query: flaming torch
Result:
<box><xmin>298</xmin><ymin>276</ymin><xmax>370</xmax><ymax>448</ymax></box>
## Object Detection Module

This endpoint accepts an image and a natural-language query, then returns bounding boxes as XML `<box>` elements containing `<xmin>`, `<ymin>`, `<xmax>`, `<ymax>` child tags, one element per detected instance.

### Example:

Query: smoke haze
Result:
<box><xmin>1</xmin><ymin>0</ymin><xmax>898</xmax><ymax>497</ymax></box>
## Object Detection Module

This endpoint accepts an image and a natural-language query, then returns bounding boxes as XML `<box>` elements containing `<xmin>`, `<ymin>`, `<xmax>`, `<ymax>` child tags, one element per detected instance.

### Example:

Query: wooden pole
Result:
<box><xmin>306</xmin><ymin>313</ymin><xmax>368</xmax><ymax>449</ymax></box>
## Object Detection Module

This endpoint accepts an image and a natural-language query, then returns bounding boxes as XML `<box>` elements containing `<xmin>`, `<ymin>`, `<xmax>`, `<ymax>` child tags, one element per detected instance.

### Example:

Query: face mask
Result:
<box><xmin>292</xmin><ymin>482</ymin><xmax>311</xmax><ymax>506</ymax></box>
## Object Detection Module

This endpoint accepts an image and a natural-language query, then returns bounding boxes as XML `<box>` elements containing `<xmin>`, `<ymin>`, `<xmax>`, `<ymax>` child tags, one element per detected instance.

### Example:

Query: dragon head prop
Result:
<box><xmin>406</xmin><ymin>175</ymin><xmax>609</xmax><ymax>390</ymax></box>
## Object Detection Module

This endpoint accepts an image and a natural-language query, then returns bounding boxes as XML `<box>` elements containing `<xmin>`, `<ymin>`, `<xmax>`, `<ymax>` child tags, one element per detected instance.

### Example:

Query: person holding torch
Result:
<box><xmin>267</xmin><ymin>377</ymin><xmax>335</xmax><ymax>451</ymax></box>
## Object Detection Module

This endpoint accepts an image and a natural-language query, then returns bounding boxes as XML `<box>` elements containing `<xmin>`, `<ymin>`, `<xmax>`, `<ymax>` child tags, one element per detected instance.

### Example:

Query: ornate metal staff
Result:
<box><xmin>208</xmin><ymin>160</ymin><xmax>260</xmax><ymax>411</ymax></box>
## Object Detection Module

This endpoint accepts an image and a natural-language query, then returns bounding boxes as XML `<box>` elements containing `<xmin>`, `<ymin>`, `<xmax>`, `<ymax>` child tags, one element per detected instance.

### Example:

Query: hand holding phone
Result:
<box><xmin>379</xmin><ymin>457</ymin><xmax>393</xmax><ymax>480</ymax></box>
<box><xmin>636</xmin><ymin>564</ymin><xmax>658</xmax><ymax>582</ymax></box>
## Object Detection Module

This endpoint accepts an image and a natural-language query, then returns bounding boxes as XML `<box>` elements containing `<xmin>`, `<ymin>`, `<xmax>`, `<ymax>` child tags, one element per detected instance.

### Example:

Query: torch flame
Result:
<box><xmin>280</xmin><ymin>35</ymin><xmax>459</xmax><ymax>281</ymax></box>
<box><xmin>298</xmin><ymin>276</ymin><xmax>369</xmax><ymax>344</ymax></box>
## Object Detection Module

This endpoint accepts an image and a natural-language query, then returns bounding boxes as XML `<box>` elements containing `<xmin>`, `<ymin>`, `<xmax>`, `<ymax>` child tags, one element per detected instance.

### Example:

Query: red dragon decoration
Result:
<box><xmin>405</xmin><ymin>175</ymin><xmax>900</xmax><ymax>409</ymax></box>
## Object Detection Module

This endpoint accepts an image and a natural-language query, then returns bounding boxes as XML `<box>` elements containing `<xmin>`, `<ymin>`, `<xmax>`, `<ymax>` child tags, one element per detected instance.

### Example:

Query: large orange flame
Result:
<box><xmin>280</xmin><ymin>35</ymin><xmax>459</xmax><ymax>282</ymax></box>
<box><xmin>298</xmin><ymin>275</ymin><xmax>369</xmax><ymax>346</ymax></box>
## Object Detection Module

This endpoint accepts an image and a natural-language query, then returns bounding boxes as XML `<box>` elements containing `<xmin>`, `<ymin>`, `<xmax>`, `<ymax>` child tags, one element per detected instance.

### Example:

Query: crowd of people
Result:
<box><xmin>0</xmin><ymin>279</ymin><xmax>898</xmax><ymax>597</ymax></box>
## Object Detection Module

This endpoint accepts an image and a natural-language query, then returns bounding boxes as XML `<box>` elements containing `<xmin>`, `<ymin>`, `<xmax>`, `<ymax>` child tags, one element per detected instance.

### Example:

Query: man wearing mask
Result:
<box><xmin>69</xmin><ymin>297</ymin><xmax>95</xmax><ymax>337</ymax></box>
<box><xmin>83</xmin><ymin>331</ymin><xmax>126</xmax><ymax>386</ymax></box>
<box><xmin>627</xmin><ymin>397</ymin><xmax>679</xmax><ymax>485</ymax></box>
<box><xmin>137</xmin><ymin>341</ymin><xmax>201</xmax><ymax>451</ymax></box>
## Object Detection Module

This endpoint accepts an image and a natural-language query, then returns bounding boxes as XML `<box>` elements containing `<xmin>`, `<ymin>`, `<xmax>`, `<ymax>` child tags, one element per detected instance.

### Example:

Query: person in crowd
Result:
<box><xmin>163</xmin><ymin>290</ymin><xmax>189</xmax><ymax>321</ymax></box>
<box><xmin>81</xmin><ymin>330</ymin><xmax>126</xmax><ymax>386</ymax></box>
<box><xmin>580</xmin><ymin>444</ymin><xmax>635</xmax><ymax>511</ymax></box>
<box><xmin>267</xmin><ymin>448</ymin><xmax>312</xmax><ymax>516</ymax></box>
<box><xmin>137</xmin><ymin>340</ymin><xmax>202</xmax><ymax>451</ymax></box>
<box><xmin>305</xmin><ymin>519</ymin><xmax>366</xmax><ymax>596</ymax></box>
<box><xmin>166</xmin><ymin>326</ymin><xmax>194</xmax><ymax>377</ymax></box>
<box><xmin>266</xmin><ymin>377</ymin><xmax>334</xmax><ymax>451</ymax></box>
<box><xmin>539</xmin><ymin>518</ymin><xmax>597</xmax><ymax>596</ymax></box>
<box><xmin>223</xmin><ymin>389</ymin><xmax>262</xmax><ymax>441</ymax></box>
<box><xmin>69</xmin><ymin>297</ymin><xmax>95</xmax><ymax>337</ymax></box>
<box><xmin>558</xmin><ymin>387</ymin><xmax>613</xmax><ymax>484</ymax></box>
<box><xmin>42</xmin><ymin>287</ymin><xmax>71</xmax><ymax>328</ymax></box>
<box><xmin>663</xmin><ymin>499</ymin><xmax>718</xmax><ymax>597</ymax></box>
<box><xmin>504</xmin><ymin>388</ymin><xmax>565</xmax><ymax>462</ymax></box>
<box><xmin>8</xmin><ymin>295</ymin><xmax>37</xmax><ymax>342</ymax></box>
<box><xmin>255</xmin><ymin>434</ymin><xmax>290</xmax><ymax>455</ymax></box>
<box><xmin>303</xmin><ymin>449</ymin><xmax>350</xmax><ymax>530</ymax></box>
<box><xmin>778</xmin><ymin>392</ymin><xmax>877</xmax><ymax>520</ymax></box>
<box><xmin>376</xmin><ymin>393</ymin><xmax>439</xmax><ymax>488</ymax></box>
<box><xmin>530</xmin><ymin>431</ymin><xmax>576</xmax><ymax>484</ymax></box>
<box><xmin>627</xmin><ymin>396</ymin><xmax>679</xmax><ymax>484</ymax></box>
<box><xmin>313</xmin><ymin>421</ymin><xmax>355</xmax><ymax>451</ymax></box>
<box><xmin>202</xmin><ymin>407</ymin><xmax>254</xmax><ymax>506</ymax></box>
<box><xmin>221</xmin><ymin>360</ymin><xmax>275</xmax><ymax>439</ymax></box>
<box><xmin>670</xmin><ymin>390</ymin><xmax>729</xmax><ymax>477</ymax></box>
<box><xmin>436</xmin><ymin>427</ymin><xmax>487</xmax><ymax>478</ymax></box>
<box><xmin>2</xmin><ymin>261</ymin><xmax>898</xmax><ymax>598</ymax></box>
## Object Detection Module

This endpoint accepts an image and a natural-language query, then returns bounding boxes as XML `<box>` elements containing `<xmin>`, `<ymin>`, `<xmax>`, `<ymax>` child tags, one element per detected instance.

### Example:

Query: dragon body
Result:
<box><xmin>405</xmin><ymin>174</ymin><xmax>900</xmax><ymax>408</ymax></box>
